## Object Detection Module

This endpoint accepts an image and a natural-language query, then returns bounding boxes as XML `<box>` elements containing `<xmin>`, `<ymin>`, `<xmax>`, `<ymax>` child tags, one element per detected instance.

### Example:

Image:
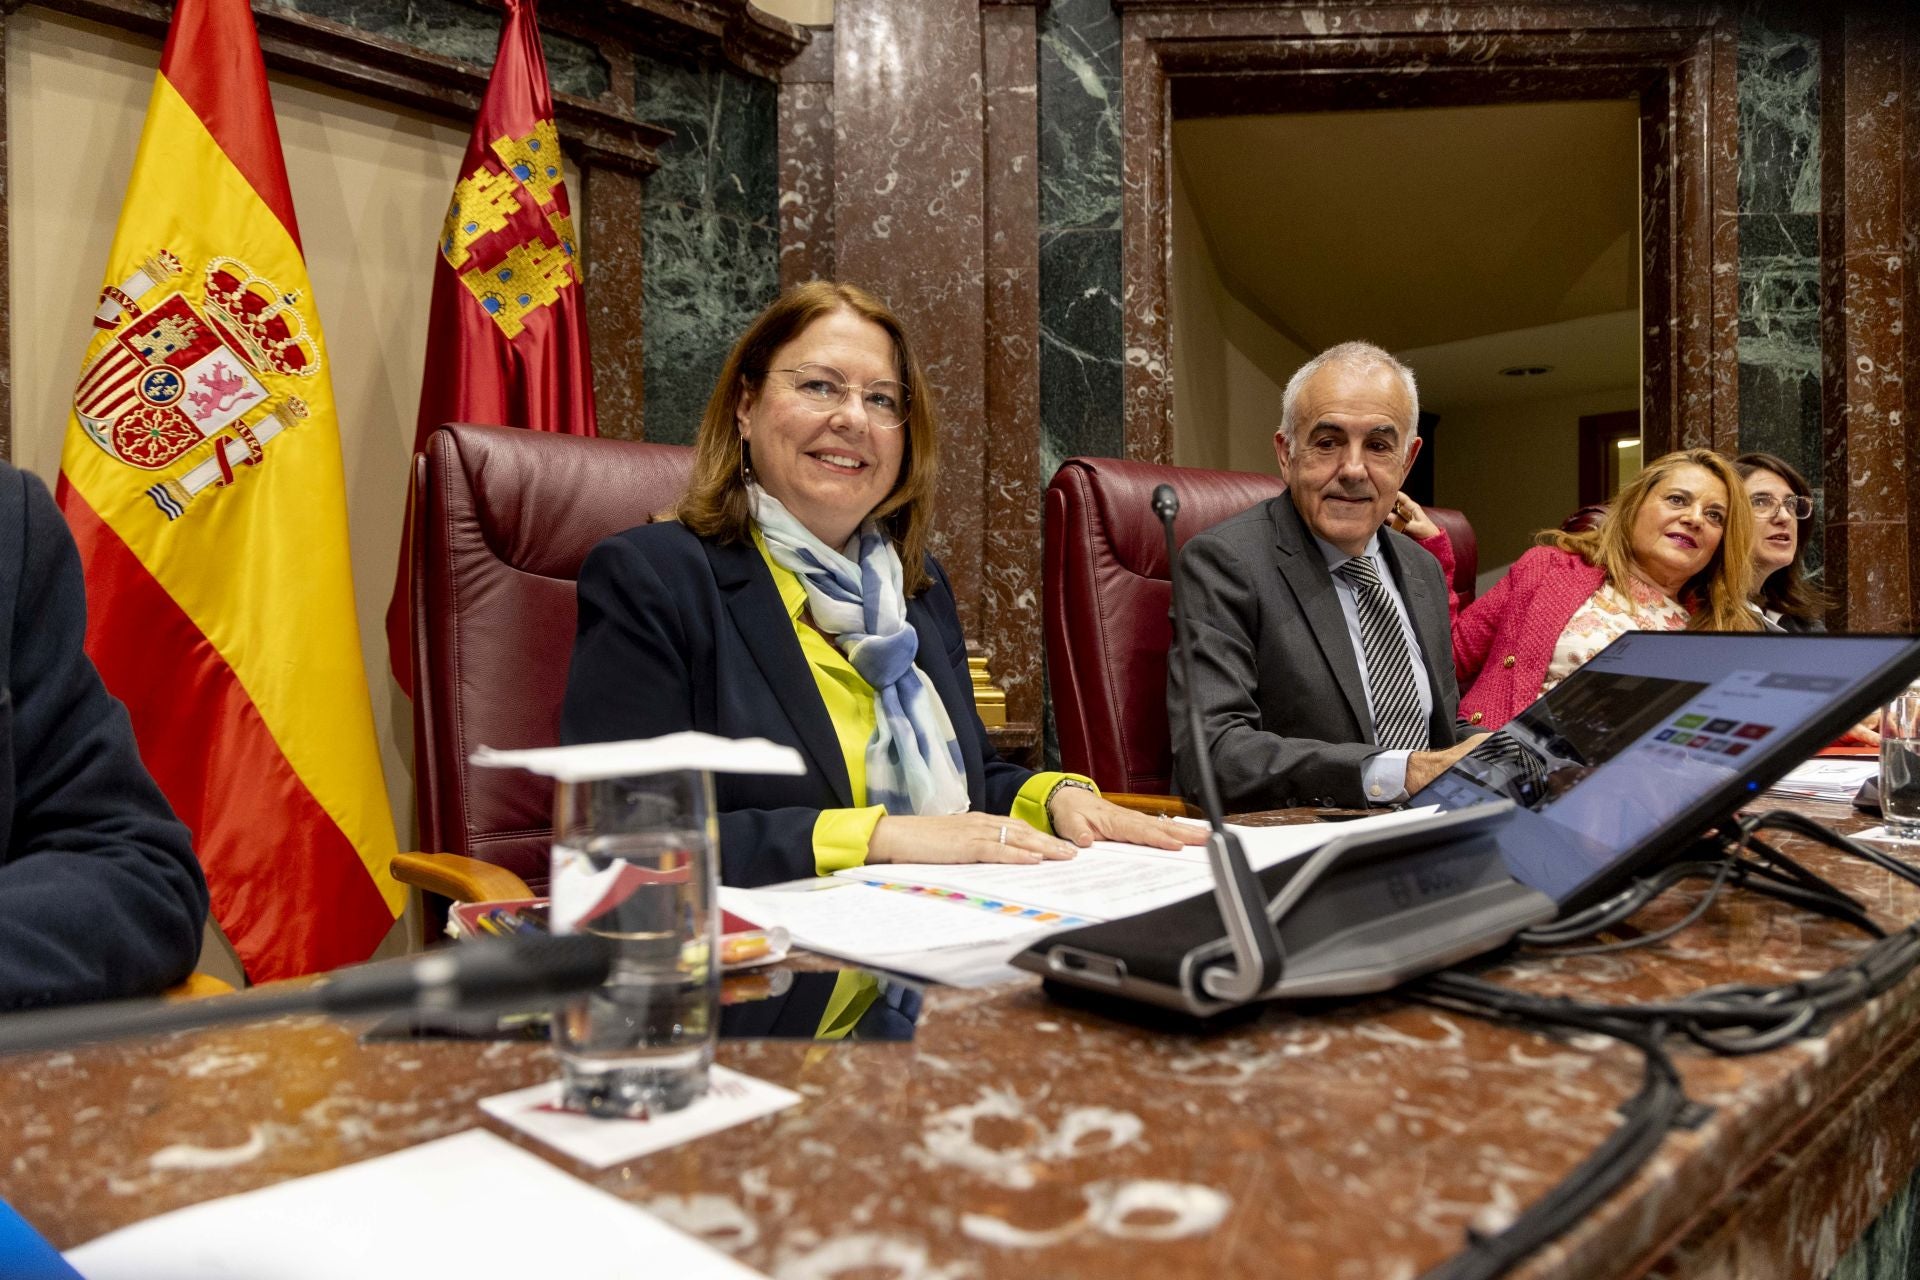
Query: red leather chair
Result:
<box><xmin>1562</xmin><ymin>504</ymin><xmax>1609</xmax><ymax>534</ymax></box>
<box><xmin>391</xmin><ymin>424</ymin><xmax>694</xmax><ymax>903</ymax></box>
<box><xmin>1043</xmin><ymin>456</ymin><xmax>1478</xmax><ymax>797</ymax></box>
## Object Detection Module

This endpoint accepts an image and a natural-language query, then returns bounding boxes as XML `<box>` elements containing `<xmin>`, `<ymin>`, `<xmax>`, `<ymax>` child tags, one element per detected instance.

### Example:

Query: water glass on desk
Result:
<box><xmin>1883</xmin><ymin>690</ymin><xmax>1920</xmax><ymax>840</ymax></box>
<box><xmin>550</xmin><ymin>770</ymin><xmax>720</xmax><ymax>1117</ymax></box>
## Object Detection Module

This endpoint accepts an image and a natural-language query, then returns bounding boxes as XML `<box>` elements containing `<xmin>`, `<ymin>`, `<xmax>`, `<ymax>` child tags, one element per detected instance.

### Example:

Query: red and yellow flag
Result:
<box><xmin>385</xmin><ymin>0</ymin><xmax>597</xmax><ymax>692</ymax></box>
<box><xmin>56</xmin><ymin>0</ymin><xmax>401</xmax><ymax>981</ymax></box>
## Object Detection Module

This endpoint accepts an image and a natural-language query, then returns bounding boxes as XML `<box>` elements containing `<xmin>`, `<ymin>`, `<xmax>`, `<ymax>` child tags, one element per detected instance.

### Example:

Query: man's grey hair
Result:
<box><xmin>1278</xmin><ymin>341</ymin><xmax>1421</xmax><ymax>458</ymax></box>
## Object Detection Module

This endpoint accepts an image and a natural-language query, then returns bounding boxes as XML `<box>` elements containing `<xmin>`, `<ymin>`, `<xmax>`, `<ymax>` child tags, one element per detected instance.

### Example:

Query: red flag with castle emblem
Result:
<box><xmin>385</xmin><ymin>0</ymin><xmax>597</xmax><ymax>693</ymax></box>
<box><xmin>57</xmin><ymin>0</ymin><xmax>402</xmax><ymax>980</ymax></box>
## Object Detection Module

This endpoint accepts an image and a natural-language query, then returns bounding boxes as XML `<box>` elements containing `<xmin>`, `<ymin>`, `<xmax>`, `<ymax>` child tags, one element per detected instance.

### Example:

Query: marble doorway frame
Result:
<box><xmin>1112</xmin><ymin>2</ymin><xmax>1741</xmax><ymax>468</ymax></box>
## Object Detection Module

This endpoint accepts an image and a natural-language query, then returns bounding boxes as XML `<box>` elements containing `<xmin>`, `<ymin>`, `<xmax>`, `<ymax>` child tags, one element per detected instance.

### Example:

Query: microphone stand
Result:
<box><xmin>1154</xmin><ymin>483</ymin><xmax>1286</xmax><ymax>1001</ymax></box>
<box><xmin>0</xmin><ymin>934</ymin><xmax>614</xmax><ymax>1056</ymax></box>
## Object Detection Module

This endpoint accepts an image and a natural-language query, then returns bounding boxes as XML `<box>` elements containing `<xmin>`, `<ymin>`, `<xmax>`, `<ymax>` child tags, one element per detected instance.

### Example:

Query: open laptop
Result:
<box><xmin>1015</xmin><ymin>631</ymin><xmax>1920</xmax><ymax>1015</ymax></box>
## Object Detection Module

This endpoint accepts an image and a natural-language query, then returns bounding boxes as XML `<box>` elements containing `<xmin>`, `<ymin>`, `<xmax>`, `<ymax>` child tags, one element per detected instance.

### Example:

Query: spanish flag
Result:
<box><xmin>56</xmin><ymin>0</ymin><xmax>401</xmax><ymax>981</ymax></box>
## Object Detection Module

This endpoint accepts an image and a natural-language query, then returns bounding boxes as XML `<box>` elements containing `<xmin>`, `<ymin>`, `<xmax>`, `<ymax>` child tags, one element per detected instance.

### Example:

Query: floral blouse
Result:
<box><xmin>1541</xmin><ymin>575</ymin><xmax>1690</xmax><ymax>696</ymax></box>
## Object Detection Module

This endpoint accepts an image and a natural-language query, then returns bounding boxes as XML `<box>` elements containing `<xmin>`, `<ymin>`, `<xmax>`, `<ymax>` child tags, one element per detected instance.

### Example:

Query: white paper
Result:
<box><xmin>65</xmin><ymin>1129</ymin><xmax>765</xmax><ymax>1279</ymax></box>
<box><xmin>471</xmin><ymin>732</ymin><xmax>805</xmax><ymax>782</ymax></box>
<box><xmin>829</xmin><ymin>807</ymin><xmax>1447</xmax><ymax>918</ymax></box>
<box><xmin>720</xmin><ymin>882</ymin><xmax>1049</xmax><ymax>987</ymax></box>
<box><xmin>1769</xmin><ymin>759</ymin><xmax>1878</xmax><ymax>804</ymax></box>
<box><xmin>836</xmin><ymin>845</ymin><xmax>1211</xmax><ymax>918</ymax></box>
<box><xmin>479</xmin><ymin>1066</ymin><xmax>800</xmax><ymax>1169</ymax></box>
<box><xmin>1847</xmin><ymin>825</ymin><xmax>1920</xmax><ymax>848</ymax></box>
<box><xmin>1226</xmin><ymin>805</ymin><xmax>1446</xmax><ymax>871</ymax></box>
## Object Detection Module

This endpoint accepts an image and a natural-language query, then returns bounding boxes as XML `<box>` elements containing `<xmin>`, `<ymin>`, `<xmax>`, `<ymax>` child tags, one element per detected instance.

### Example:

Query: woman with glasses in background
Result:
<box><xmin>1733</xmin><ymin>452</ymin><xmax>1884</xmax><ymax>745</ymax></box>
<box><xmin>560</xmin><ymin>281</ymin><xmax>1201</xmax><ymax>887</ymax></box>
<box><xmin>1734</xmin><ymin>452</ymin><xmax>1828</xmax><ymax>633</ymax></box>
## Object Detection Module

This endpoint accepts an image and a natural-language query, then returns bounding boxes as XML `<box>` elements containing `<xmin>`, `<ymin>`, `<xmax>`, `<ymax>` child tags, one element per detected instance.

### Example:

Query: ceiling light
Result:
<box><xmin>1498</xmin><ymin>365</ymin><xmax>1555</xmax><ymax>377</ymax></box>
<box><xmin>1615</xmin><ymin>438</ymin><xmax>1641</xmax><ymax>450</ymax></box>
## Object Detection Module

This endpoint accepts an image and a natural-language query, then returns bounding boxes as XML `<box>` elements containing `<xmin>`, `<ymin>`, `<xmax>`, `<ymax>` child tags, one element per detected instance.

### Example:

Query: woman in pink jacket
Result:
<box><xmin>1405</xmin><ymin>449</ymin><xmax>1758</xmax><ymax>734</ymax></box>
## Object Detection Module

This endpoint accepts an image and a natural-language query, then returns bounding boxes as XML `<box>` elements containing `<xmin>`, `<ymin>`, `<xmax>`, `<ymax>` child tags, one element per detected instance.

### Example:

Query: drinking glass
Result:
<box><xmin>549</xmin><ymin>769</ymin><xmax>719</xmax><ymax>1116</ymax></box>
<box><xmin>1882</xmin><ymin>691</ymin><xmax>1920</xmax><ymax>841</ymax></box>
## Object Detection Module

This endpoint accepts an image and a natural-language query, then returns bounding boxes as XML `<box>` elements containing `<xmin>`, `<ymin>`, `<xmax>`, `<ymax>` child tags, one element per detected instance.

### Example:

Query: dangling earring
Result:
<box><xmin>739</xmin><ymin>438</ymin><xmax>754</xmax><ymax>486</ymax></box>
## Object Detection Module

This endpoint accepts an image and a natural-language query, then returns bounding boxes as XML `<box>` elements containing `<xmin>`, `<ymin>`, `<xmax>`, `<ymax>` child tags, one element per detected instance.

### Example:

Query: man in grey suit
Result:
<box><xmin>1170</xmin><ymin>342</ymin><xmax>1485</xmax><ymax>811</ymax></box>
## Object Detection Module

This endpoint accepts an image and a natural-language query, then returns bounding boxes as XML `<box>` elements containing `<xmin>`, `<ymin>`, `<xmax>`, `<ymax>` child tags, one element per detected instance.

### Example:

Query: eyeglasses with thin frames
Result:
<box><xmin>764</xmin><ymin>363</ymin><xmax>909</xmax><ymax>430</ymax></box>
<box><xmin>1750</xmin><ymin>493</ymin><xmax>1814</xmax><ymax>519</ymax></box>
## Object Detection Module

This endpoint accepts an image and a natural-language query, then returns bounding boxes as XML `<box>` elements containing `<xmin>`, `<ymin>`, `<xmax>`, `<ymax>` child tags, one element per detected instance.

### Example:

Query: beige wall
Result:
<box><xmin>752</xmin><ymin>0</ymin><xmax>832</xmax><ymax>23</ymax></box>
<box><xmin>1432</xmin><ymin>388</ymin><xmax>1639</xmax><ymax>574</ymax></box>
<box><xmin>1169</xmin><ymin>155</ymin><xmax>1309</xmax><ymax>477</ymax></box>
<box><xmin>9</xmin><ymin>10</ymin><xmax>475</xmax><ymax>847</ymax></box>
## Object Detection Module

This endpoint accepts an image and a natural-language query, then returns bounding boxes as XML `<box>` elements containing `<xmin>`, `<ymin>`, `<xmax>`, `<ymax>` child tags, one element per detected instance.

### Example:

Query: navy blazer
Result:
<box><xmin>0</xmin><ymin>463</ymin><xmax>206</xmax><ymax>1008</ymax></box>
<box><xmin>560</xmin><ymin>521</ymin><xmax>1033</xmax><ymax>886</ymax></box>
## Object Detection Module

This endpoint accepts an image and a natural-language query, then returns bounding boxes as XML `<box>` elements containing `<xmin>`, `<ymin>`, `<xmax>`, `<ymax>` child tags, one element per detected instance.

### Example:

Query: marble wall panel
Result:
<box><xmin>1820</xmin><ymin>11</ymin><xmax>1912</xmax><ymax>631</ymax></box>
<box><xmin>1737</xmin><ymin>18</ymin><xmax>1824</xmax><ymax>574</ymax></box>
<box><xmin>982</xmin><ymin>5</ymin><xmax>1042</xmax><ymax>724</ymax></box>
<box><xmin>1038</xmin><ymin>0</ymin><xmax>1125</xmax><ymax>471</ymax></box>
<box><xmin>583</xmin><ymin>167</ymin><xmax>646</xmax><ymax>440</ymax></box>
<box><xmin>831</xmin><ymin>0</ymin><xmax>988</xmax><ymax>628</ymax></box>
<box><xmin>635</xmin><ymin>54</ymin><xmax>780</xmax><ymax>443</ymax></box>
<box><xmin>777</xmin><ymin>29</ymin><xmax>835</xmax><ymax>288</ymax></box>
<box><xmin>263</xmin><ymin>0</ymin><xmax>610</xmax><ymax>98</ymax></box>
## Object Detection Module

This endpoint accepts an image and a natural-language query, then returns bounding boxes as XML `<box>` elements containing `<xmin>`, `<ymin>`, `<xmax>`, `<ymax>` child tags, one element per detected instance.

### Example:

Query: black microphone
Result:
<box><xmin>0</xmin><ymin>933</ymin><xmax>615</xmax><ymax>1056</ymax></box>
<box><xmin>1156</xmin><ymin>482</ymin><xmax>1285</xmax><ymax>1001</ymax></box>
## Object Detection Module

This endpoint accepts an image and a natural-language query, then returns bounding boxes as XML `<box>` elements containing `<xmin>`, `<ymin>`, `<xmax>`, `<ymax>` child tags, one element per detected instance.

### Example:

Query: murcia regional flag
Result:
<box><xmin>56</xmin><ymin>0</ymin><xmax>401</xmax><ymax>981</ymax></box>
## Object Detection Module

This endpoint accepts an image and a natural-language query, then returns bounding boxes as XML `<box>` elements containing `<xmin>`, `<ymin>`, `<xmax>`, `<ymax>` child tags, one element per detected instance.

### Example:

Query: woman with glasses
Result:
<box><xmin>561</xmin><ymin>282</ymin><xmax>1202</xmax><ymax>886</ymax></box>
<box><xmin>1403</xmin><ymin>449</ymin><xmax>1758</xmax><ymax>734</ymax></box>
<box><xmin>1734</xmin><ymin>452</ymin><xmax>1828</xmax><ymax>633</ymax></box>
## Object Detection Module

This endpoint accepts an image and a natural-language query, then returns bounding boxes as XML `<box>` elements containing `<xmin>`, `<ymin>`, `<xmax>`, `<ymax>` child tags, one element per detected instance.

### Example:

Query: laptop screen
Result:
<box><xmin>1417</xmin><ymin>632</ymin><xmax>1920</xmax><ymax>908</ymax></box>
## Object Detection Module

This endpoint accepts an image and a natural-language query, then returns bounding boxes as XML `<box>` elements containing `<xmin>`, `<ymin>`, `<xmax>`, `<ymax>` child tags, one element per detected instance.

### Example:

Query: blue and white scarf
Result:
<box><xmin>752</xmin><ymin>486</ymin><xmax>970</xmax><ymax>816</ymax></box>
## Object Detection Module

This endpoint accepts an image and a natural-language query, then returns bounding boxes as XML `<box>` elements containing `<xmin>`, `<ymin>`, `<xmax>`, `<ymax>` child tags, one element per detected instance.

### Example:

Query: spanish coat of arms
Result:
<box><xmin>74</xmin><ymin>250</ymin><xmax>317</xmax><ymax>520</ymax></box>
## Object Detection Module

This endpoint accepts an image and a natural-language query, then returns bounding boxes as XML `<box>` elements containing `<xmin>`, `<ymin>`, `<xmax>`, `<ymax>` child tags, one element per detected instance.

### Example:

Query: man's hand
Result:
<box><xmin>1405</xmin><ymin>733</ymin><xmax>1489</xmax><ymax>793</ymax></box>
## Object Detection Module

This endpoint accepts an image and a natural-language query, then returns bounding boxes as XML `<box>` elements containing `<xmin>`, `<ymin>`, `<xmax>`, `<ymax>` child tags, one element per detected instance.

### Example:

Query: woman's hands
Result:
<box><xmin>868</xmin><ymin>812</ymin><xmax>1078</xmax><ymax>866</ymax></box>
<box><xmin>1385</xmin><ymin>491</ymin><xmax>1439</xmax><ymax>542</ymax></box>
<box><xmin>1046</xmin><ymin>787</ymin><xmax>1211</xmax><ymax>851</ymax></box>
<box><xmin>865</xmin><ymin>791</ymin><xmax>1212</xmax><ymax>866</ymax></box>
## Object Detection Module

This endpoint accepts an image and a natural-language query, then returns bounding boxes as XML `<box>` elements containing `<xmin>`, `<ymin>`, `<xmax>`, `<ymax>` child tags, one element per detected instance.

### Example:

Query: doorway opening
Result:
<box><xmin>1169</xmin><ymin>100</ymin><xmax>1641</xmax><ymax>581</ymax></box>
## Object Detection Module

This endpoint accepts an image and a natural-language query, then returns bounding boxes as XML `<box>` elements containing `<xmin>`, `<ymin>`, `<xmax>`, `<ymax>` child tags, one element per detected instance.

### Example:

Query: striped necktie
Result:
<box><xmin>1334</xmin><ymin>554</ymin><xmax>1431</xmax><ymax>752</ymax></box>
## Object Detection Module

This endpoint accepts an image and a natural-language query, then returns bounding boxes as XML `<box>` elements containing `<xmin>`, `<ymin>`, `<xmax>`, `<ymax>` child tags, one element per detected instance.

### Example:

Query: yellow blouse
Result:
<box><xmin>752</xmin><ymin>533</ymin><xmax>1086</xmax><ymax>875</ymax></box>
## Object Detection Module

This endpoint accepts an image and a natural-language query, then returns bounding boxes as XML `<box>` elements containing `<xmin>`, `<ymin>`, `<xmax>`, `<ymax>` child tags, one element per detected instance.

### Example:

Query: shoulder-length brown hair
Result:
<box><xmin>674</xmin><ymin>281</ymin><xmax>940</xmax><ymax>595</ymax></box>
<box><xmin>1734</xmin><ymin>451</ymin><xmax>1830</xmax><ymax>625</ymax></box>
<box><xmin>1538</xmin><ymin>448</ymin><xmax>1758</xmax><ymax>631</ymax></box>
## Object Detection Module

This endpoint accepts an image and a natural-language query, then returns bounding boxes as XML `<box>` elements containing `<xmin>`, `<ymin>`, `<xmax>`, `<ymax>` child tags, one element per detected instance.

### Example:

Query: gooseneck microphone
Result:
<box><xmin>0</xmin><ymin>933</ymin><xmax>615</xmax><ymax>1056</ymax></box>
<box><xmin>1154</xmin><ymin>483</ymin><xmax>1285</xmax><ymax>1000</ymax></box>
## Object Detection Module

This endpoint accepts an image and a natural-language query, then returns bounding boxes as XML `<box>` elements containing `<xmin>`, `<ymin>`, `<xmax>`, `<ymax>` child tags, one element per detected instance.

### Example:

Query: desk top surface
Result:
<box><xmin>3</xmin><ymin>798</ymin><xmax>1917</xmax><ymax>1280</ymax></box>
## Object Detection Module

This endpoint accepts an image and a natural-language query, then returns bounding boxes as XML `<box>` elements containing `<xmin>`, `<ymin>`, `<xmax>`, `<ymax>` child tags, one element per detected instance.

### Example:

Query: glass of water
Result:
<box><xmin>1882</xmin><ymin>691</ymin><xmax>1920</xmax><ymax>841</ymax></box>
<box><xmin>549</xmin><ymin>769</ymin><xmax>719</xmax><ymax>1117</ymax></box>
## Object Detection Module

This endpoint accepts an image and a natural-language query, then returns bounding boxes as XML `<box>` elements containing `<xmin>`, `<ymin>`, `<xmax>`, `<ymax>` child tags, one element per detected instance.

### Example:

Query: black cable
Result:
<box><xmin>1413</xmin><ymin>809</ymin><xmax>1920</xmax><ymax>1277</ymax></box>
<box><xmin>1526</xmin><ymin>859</ymin><xmax>1734</xmax><ymax>957</ymax></box>
<box><xmin>1410</xmin><ymin>980</ymin><xmax>1692</xmax><ymax>1280</ymax></box>
<box><xmin>1744</xmin><ymin>809</ymin><xmax>1920</xmax><ymax>890</ymax></box>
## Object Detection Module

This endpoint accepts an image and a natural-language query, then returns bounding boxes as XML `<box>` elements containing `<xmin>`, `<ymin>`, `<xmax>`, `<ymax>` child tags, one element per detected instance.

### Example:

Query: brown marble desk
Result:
<box><xmin>3</xmin><ymin>798</ymin><xmax>1917</xmax><ymax>1279</ymax></box>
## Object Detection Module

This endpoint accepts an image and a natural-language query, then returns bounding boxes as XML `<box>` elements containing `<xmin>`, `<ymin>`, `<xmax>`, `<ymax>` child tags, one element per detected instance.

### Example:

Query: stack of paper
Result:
<box><xmin>720</xmin><ymin>807</ymin><xmax>1445</xmax><ymax>986</ymax></box>
<box><xmin>1769</xmin><ymin>759</ymin><xmax>1877</xmax><ymax>804</ymax></box>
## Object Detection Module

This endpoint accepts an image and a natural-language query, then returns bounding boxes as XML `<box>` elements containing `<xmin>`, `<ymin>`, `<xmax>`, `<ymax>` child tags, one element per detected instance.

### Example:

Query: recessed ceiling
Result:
<box><xmin>1173</xmin><ymin>100</ymin><xmax>1641</xmax><ymax>362</ymax></box>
